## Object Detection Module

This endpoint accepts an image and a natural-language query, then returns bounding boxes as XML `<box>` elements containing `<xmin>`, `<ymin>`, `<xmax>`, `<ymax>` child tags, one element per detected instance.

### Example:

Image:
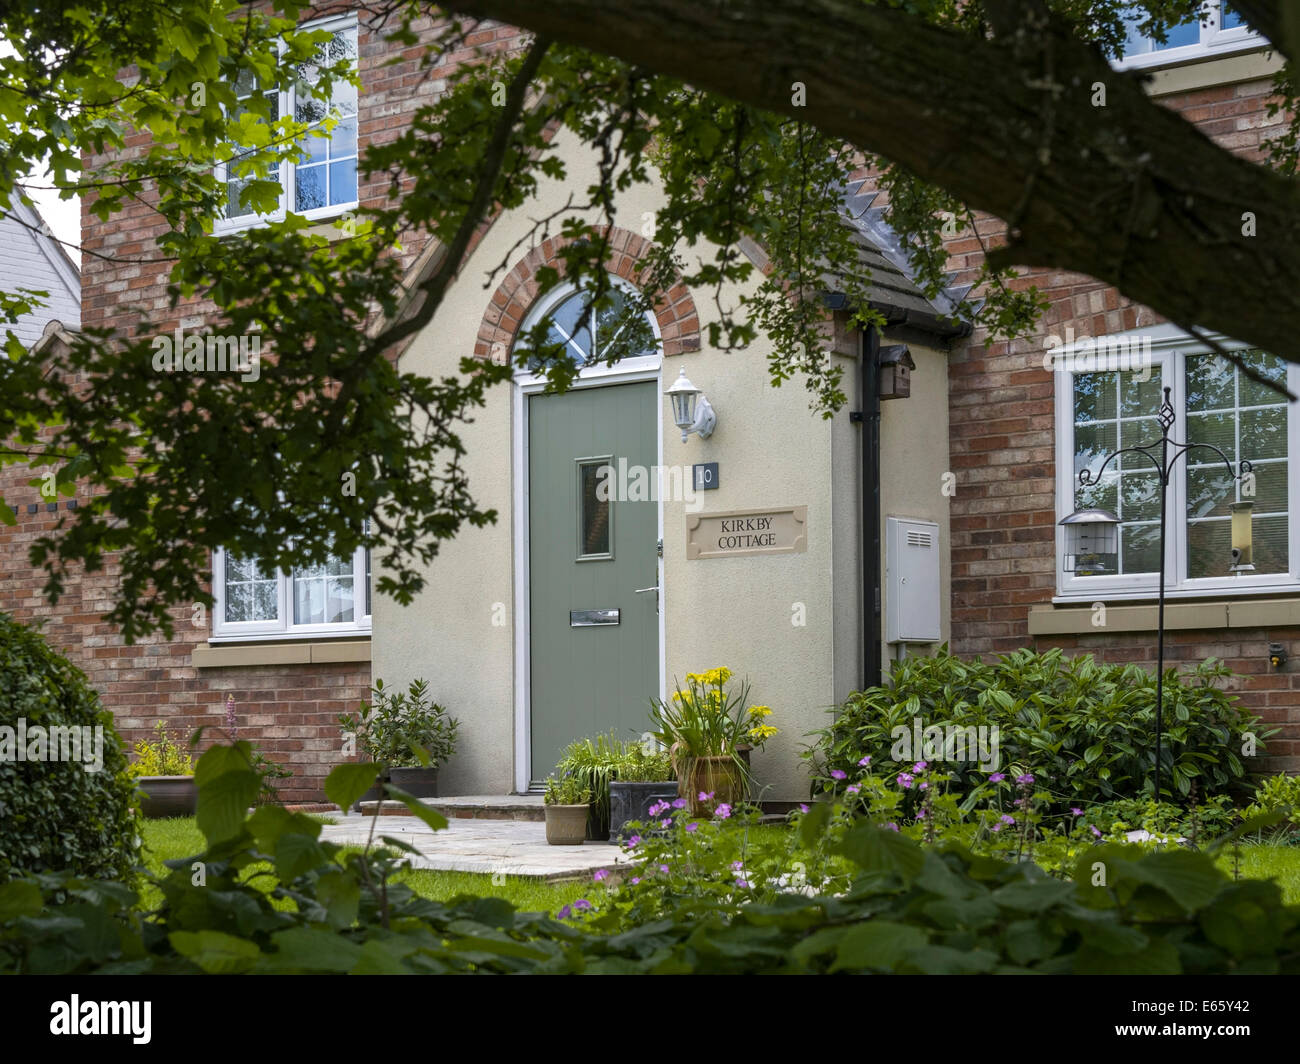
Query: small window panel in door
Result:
<box><xmin>576</xmin><ymin>458</ymin><xmax>614</xmax><ymax>561</ymax></box>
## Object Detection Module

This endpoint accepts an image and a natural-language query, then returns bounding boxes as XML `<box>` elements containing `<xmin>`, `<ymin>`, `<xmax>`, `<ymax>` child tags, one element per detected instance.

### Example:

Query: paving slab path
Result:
<box><xmin>319</xmin><ymin>811</ymin><xmax>632</xmax><ymax>882</ymax></box>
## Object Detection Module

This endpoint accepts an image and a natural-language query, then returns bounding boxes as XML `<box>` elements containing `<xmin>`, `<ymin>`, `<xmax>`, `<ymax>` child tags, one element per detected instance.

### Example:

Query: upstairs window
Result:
<box><xmin>1115</xmin><ymin>3</ymin><xmax>1263</xmax><ymax>70</ymax></box>
<box><xmin>216</xmin><ymin>14</ymin><xmax>358</xmax><ymax>233</ymax></box>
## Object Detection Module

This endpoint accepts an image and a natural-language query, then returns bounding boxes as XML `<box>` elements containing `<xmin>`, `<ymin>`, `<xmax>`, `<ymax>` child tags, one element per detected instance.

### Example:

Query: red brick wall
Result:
<box><xmin>2</xmin><ymin>9</ymin><xmax>525</xmax><ymax>802</ymax></box>
<box><xmin>935</xmin><ymin>70</ymin><xmax>1300</xmax><ymax>774</ymax></box>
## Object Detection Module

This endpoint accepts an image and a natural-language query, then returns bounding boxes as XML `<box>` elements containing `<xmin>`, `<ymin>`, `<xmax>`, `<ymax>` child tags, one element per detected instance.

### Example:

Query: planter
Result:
<box><xmin>353</xmin><ymin>767</ymin><xmax>390</xmax><ymax>812</ymax></box>
<box><xmin>680</xmin><ymin>756</ymin><xmax>745</xmax><ymax>815</ymax></box>
<box><xmin>136</xmin><ymin>775</ymin><xmax>197</xmax><ymax>819</ymax></box>
<box><xmin>545</xmin><ymin>803</ymin><xmax>591</xmax><ymax>845</ymax></box>
<box><xmin>609</xmin><ymin>780</ymin><xmax>680</xmax><ymax>841</ymax></box>
<box><xmin>388</xmin><ymin>766</ymin><xmax>439</xmax><ymax>799</ymax></box>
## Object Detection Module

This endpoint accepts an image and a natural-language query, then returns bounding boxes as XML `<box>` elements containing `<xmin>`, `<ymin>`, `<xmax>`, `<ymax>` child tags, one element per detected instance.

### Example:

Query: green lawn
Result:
<box><xmin>138</xmin><ymin>817</ymin><xmax>590</xmax><ymax>916</ymax></box>
<box><xmin>139</xmin><ymin>818</ymin><xmax>1300</xmax><ymax>918</ymax></box>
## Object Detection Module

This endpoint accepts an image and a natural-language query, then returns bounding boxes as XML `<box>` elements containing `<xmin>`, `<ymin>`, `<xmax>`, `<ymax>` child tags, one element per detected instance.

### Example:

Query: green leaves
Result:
<box><xmin>194</xmin><ymin>743</ymin><xmax>261</xmax><ymax>846</ymax></box>
<box><xmin>325</xmin><ymin>762</ymin><xmax>380</xmax><ymax>813</ymax></box>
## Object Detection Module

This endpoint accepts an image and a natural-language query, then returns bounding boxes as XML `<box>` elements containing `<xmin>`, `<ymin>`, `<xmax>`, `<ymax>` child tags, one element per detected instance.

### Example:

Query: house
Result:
<box><xmin>0</xmin><ymin>193</ymin><xmax>80</xmax><ymax>346</ymax></box>
<box><xmin>2</xmin><ymin>2</ymin><xmax>1295</xmax><ymax>802</ymax></box>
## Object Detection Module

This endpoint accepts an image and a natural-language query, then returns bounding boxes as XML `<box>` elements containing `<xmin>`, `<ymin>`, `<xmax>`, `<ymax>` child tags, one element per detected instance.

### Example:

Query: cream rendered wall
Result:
<box><xmin>879</xmin><ymin>338</ymin><xmax>952</xmax><ymax>672</ymax></box>
<box><xmin>378</xmin><ymin>128</ymin><xmax>909</xmax><ymax>800</ymax></box>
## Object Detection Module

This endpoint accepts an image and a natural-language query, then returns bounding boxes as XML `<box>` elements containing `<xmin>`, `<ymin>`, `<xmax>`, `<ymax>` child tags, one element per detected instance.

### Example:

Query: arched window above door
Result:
<box><xmin>515</xmin><ymin>282</ymin><xmax>659</xmax><ymax>374</ymax></box>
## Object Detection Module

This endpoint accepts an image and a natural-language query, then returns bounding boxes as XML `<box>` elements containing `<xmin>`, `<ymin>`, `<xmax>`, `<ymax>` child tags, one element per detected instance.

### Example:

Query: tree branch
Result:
<box><xmin>439</xmin><ymin>0</ymin><xmax>1300</xmax><ymax>364</ymax></box>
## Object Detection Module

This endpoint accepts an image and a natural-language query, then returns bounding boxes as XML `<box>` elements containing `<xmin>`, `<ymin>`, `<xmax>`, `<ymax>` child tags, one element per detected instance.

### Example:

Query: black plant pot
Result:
<box><xmin>136</xmin><ymin>776</ymin><xmax>197</xmax><ymax>819</ymax></box>
<box><xmin>353</xmin><ymin>768</ymin><xmax>391</xmax><ymax>812</ymax></box>
<box><xmin>609</xmin><ymin>780</ymin><xmax>680</xmax><ymax>841</ymax></box>
<box><xmin>389</xmin><ymin>766</ymin><xmax>439</xmax><ymax>799</ymax></box>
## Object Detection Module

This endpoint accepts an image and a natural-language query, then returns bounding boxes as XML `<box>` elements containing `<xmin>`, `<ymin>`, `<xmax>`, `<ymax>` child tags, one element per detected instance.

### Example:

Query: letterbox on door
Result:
<box><xmin>885</xmin><ymin>517</ymin><xmax>941</xmax><ymax>643</ymax></box>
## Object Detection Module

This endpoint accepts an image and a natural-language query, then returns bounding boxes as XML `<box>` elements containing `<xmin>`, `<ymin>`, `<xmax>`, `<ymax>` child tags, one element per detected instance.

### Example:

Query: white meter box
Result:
<box><xmin>885</xmin><ymin>517</ymin><xmax>941</xmax><ymax>643</ymax></box>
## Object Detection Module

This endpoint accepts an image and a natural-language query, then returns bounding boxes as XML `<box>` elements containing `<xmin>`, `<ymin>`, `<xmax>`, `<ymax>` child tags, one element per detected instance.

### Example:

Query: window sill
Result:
<box><xmin>1029</xmin><ymin>597</ymin><xmax>1300</xmax><ymax>636</ymax></box>
<box><xmin>192</xmin><ymin>638</ymin><xmax>371</xmax><ymax>669</ymax></box>
<box><xmin>1132</xmin><ymin>47</ymin><xmax>1280</xmax><ymax>96</ymax></box>
<box><xmin>213</xmin><ymin>205</ymin><xmax>359</xmax><ymax>240</ymax></box>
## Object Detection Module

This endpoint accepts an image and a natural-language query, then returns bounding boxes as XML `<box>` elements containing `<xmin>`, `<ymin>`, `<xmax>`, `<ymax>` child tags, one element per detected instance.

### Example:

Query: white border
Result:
<box><xmin>511</xmin><ymin>282</ymin><xmax>666</xmax><ymax>792</ymax></box>
<box><xmin>213</xmin><ymin>12</ymin><xmax>360</xmax><ymax>236</ymax></box>
<box><xmin>211</xmin><ymin>545</ymin><xmax>372</xmax><ymax>641</ymax></box>
<box><xmin>1113</xmin><ymin>2</ymin><xmax>1263</xmax><ymax>72</ymax></box>
<box><xmin>1052</xmin><ymin>322</ymin><xmax>1300</xmax><ymax>602</ymax></box>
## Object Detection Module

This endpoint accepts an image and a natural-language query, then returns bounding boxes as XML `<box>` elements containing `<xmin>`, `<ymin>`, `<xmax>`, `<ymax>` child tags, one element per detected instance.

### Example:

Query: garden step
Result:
<box><xmin>359</xmin><ymin>794</ymin><xmax>546</xmax><ymax>821</ymax></box>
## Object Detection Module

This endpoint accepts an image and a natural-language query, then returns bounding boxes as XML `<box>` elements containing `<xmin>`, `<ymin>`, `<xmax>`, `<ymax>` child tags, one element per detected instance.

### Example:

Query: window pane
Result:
<box><xmin>578</xmin><ymin>461</ymin><xmax>611</xmax><ymax>558</ymax></box>
<box><xmin>1121</xmin><ymin>4</ymin><xmax>1203</xmax><ymax>55</ymax></box>
<box><xmin>1073</xmin><ymin>365</ymin><xmax>1163</xmax><ymax>574</ymax></box>
<box><xmin>296</xmin><ymin>164</ymin><xmax>326</xmax><ymax>211</ymax></box>
<box><xmin>224</xmin><ymin>556</ymin><xmax>278</xmax><ymax>622</ymax></box>
<box><xmin>1185</xmin><ymin>350</ymin><xmax>1288</xmax><ymax>578</ymax></box>
<box><xmin>293</xmin><ymin>556</ymin><xmax>355</xmax><ymax>624</ymax></box>
<box><xmin>292</xmin><ymin>24</ymin><xmax>358</xmax><ymax>212</ymax></box>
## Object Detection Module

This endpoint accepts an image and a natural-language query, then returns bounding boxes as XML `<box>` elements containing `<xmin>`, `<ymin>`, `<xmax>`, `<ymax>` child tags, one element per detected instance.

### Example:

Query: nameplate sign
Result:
<box><xmin>686</xmin><ymin>506</ymin><xmax>807</xmax><ymax>560</ymax></box>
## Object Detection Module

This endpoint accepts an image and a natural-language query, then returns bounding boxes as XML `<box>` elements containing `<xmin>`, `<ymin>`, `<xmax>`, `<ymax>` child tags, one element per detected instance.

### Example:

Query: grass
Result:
<box><xmin>138</xmin><ymin>817</ymin><xmax>588</xmax><ymax>916</ymax></box>
<box><xmin>138</xmin><ymin>817</ymin><xmax>1300</xmax><ymax>917</ymax></box>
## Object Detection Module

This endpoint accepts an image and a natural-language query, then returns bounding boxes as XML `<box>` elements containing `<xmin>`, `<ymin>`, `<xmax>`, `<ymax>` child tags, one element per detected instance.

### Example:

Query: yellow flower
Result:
<box><xmin>748</xmin><ymin>724</ymin><xmax>778</xmax><ymax>742</ymax></box>
<box><xmin>747</xmin><ymin>705</ymin><xmax>772</xmax><ymax>718</ymax></box>
<box><xmin>685</xmin><ymin>672</ymin><xmax>705</xmax><ymax>685</ymax></box>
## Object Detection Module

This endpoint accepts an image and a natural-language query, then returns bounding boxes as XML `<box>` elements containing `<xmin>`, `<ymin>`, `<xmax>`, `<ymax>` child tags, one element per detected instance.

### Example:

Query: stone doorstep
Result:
<box><xmin>358</xmin><ymin>794</ymin><xmax>546</xmax><ymax>821</ymax></box>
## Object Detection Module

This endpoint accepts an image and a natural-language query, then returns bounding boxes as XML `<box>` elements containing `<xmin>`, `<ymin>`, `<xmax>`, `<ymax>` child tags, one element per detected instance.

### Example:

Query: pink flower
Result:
<box><xmin>630</xmin><ymin>877</ymin><xmax>641</xmax><ymax>885</ymax></box>
<box><xmin>858</xmin><ymin>756</ymin><xmax>872</xmax><ymax>767</ymax></box>
<box><xmin>672</xmin><ymin>798</ymin><xmax>687</xmax><ymax>809</ymax></box>
<box><xmin>913</xmin><ymin>761</ymin><xmax>927</xmax><ymax>772</ymax></box>
<box><xmin>1016</xmin><ymin>773</ymin><xmax>1035</xmax><ymax>786</ymax></box>
<box><xmin>698</xmin><ymin>791</ymin><xmax>715</xmax><ymax>802</ymax></box>
<box><xmin>897</xmin><ymin>772</ymin><xmax>914</xmax><ymax>790</ymax></box>
<box><xmin>1070</xmin><ymin>807</ymin><xmax>1084</xmax><ymax>817</ymax></box>
<box><xmin>1090</xmin><ymin>825</ymin><xmax>1103</xmax><ymax>838</ymax></box>
<box><xmin>593</xmin><ymin>868</ymin><xmax>609</xmax><ymax>882</ymax></box>
<box><xmin>648</xmin><ymin>800</ymin><xmax>671</xmax><ymax>817</ymax></box>
<box><xmin>885</xmin><ymin>822</ymin><xmax>899</xmax><ymax>831</ymax></box>
<box><xmin>685</xmin><ymin>822</ymin><xmax>698</xmax><ymax>833</ymax></box>
<box><xmin>659</xmin><ymin>864</ymin><xmax>669</xmax><ymax>874</ymax></box>
<box><xmin>918</xmin><ymin>781</ymin><xmax>929</xmax><ymax>791</ymax></box>
<box><xmin>916</xmin><ymin>809</ymin><xmax>927</xmax><ymax>820</ymax></box>
<box><xmin>714</xmin><ymin>803</ymin><xmax>732</xmax><ymax>819</ymax></box>
<box><xmin>735</xmin><ymin>878</ymin><xmax>750</xmax><ymax>889</ymax></box>
<box><xmin>625</xmin><ymin>834</ymin><xmax>641</xmax><ymax>850</ymax></box>
<box><xmin>830</xmin><ymin>769</ymin><xmax>847</xmax><ymax>780</ymax></box>
<box><xmin>660</xmin><ymin>819</ymin><xmax>672</xmax><ymax>829</ymax></box>
<box><xmin>731</xmin><ymin>861</ymin><xmax>744</xmax><ymax>871</ymax></box>
<box><xmin>846</xmin><ymin>784</ymin><xmax>861</xmax><ymax>795</ymax></box>
<box><xmin>989</xmin><ymin>772</ymin><xmax>1006</xmax><ymax>783</ymax></box>
<box><xmin>799</xmin><ymin>803</ymin><xmax>810</xmax><ymax>813</ymax></box>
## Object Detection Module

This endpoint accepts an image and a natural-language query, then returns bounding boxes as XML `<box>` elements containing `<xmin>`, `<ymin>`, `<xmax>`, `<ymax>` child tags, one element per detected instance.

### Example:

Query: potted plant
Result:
<box><xmin>339</xmin><ymin>678</ymin><xmax>459</xmax><ymax>806</ymax></box>
<box><xmin>648</xmin><ymin>667</ymin><xmax>778</xmax><ymax>815</ymax></box>
<box><xmin>555</xmin><ymin>731</ymin><xmax>630</xmax><ymax>840</ymax></box>
<box><xmin>543</xmin><ymin>775</ymin><xmax>593</xmax><ymax>845</ymax></box>
<box><xmin>608</xmin><ymin>744</ymin><xmax>678</xmax><ymax>842</ymax></box>
<box><xmin>224</xmin><ymin>695</ymin><xmax>292</xmax><ymax>805</ymax></box>
<box><xmin>128</xmin><ymin>721</ymin><xmax>196</xmax><ymax>818</ymax></box>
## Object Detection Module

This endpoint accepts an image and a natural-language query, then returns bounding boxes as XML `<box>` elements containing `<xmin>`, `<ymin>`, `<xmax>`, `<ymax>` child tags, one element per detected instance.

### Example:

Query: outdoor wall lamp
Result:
<box><xmin>666</xmin><ymin>368</ymin><xmax>717</xmax><ymax>443</ymax></box>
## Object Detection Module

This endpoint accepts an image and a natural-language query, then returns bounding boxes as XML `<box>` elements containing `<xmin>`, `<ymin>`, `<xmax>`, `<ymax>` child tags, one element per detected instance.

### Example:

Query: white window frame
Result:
<box><xmin>1114</xmin><ymin>2</ymin><xmax>1264</xmax><ymax>71</ymax></box>
<box><xmin>1053</xmin><ymin>322</ymin><xmax>1300</xmax><ymax>602</ymax></box>
<box><xmin>211</xmin><ymin>545</ymin><xmax>372</xmax><ymax>641</ymax></box>
<box><xmin>213</xmin><ymin>12</ymin><xmax>359</xmax><ymax>235</ymax></box>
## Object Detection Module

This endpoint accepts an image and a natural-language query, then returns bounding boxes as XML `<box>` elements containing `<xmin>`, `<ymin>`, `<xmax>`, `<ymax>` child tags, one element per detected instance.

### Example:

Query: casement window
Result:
<box><xmin>1114</xmin><ymin>2</ymin><xmax>1263</xmax><ymax>70</ymax></box>
<box><xmin>212</xmin><ymin>544</ymin><xmax>372</xmax><ymax>640</ymax></box>
<box><xmin>1053</xmin><ymin>324</ymin><xmax>1299</xmax><ymax>600</ymax></box>
<box><xmin>215</xmin><ymin>13</ymin><xmax>358</xmax><ymax>233</ymax></box>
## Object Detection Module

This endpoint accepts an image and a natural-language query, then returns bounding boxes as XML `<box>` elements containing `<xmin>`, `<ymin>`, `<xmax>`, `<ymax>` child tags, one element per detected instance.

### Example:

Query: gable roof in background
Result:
<box><xmin>1</xmin><ymin>190</ymin><xmax>81</xmax><ymax>349</ymax></box>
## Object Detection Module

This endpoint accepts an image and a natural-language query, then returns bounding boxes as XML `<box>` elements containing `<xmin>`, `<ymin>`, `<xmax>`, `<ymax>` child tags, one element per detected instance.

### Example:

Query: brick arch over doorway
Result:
<box><xmin>474</xmin><ymin>226</ymin><xmax>701</xmax><ymax>359</ymax></box>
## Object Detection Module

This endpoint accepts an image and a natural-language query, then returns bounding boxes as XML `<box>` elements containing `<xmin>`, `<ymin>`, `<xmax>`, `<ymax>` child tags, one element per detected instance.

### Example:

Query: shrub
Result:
<box><xmin>338</xmin><ymin>678</ymin><xmax>458</xmax><ymax>769</ymax></box>
<box><xmin>0</xmin><ymin>612</ymin><xmax>140</xmax><ymax>882</ymax></box>
<box><xmin>810</xmin><ymin>647</ymin><xmax>1266</xmax><ymax>806</ymax></box>
<box><xmin>3</xmin><ymin>757</ymin><xmax>1297</xmax><ymax>974</ymax></box>
<box><xmin>126</xmin><ymin>721</ymin><xmax>194</xmax><ymax>777</ymax></box>
<box><xmin>555</xmin><ymin>733</ymin><xmax>676</xmax><ymax>836</ymax></box>
<box><xmin>1242</xmin><ymin>773</ymin><xmax>1300</xmax><ymax>841</ymax></box>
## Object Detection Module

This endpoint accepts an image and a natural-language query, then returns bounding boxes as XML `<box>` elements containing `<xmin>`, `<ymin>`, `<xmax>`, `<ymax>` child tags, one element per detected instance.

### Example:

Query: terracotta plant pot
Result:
<box><xmin>545</xmin><ymin>803</ymin><xmax>591</xmax><ymax>845</ymax></box>
<box><xmin>681</xmin><ymin>756</ymin><xmax>745</xmax><ymax>815</ymax></box>
<box><xmin>136</xmin><ymin>775</ymin><xmax>197</xmax><ymax>819</ymax></box>
<box><xmin>388</xmin><ymin>766</ymin><xmax>439</xmax><ymax>798</ymax></box>
<box><xmin>609</xmin><ymin>779</ymin><xmax>680</xmax><ymax>841</ymax></box>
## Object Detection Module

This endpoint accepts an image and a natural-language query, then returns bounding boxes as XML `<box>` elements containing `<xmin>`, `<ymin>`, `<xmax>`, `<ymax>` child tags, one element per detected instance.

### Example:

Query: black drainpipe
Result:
<box><xmin>855</xmin><ymin>325</ymin><xmax>883</xmax><ymax>691</ymax></box>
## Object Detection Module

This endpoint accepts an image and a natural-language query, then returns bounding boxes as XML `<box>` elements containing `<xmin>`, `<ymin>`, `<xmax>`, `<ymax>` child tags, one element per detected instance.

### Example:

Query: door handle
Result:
<box><xmin>634</xmin><ymin>584</ymin><xmax>659</xmax><ymax>614</ymax></box>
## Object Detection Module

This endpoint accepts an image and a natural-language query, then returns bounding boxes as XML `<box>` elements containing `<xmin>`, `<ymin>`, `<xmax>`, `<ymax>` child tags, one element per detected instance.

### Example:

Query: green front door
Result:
<box><xmin>528</xmin><ymin>380</ymin><xmax>660</xmax><ymax>784</ymax></box>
